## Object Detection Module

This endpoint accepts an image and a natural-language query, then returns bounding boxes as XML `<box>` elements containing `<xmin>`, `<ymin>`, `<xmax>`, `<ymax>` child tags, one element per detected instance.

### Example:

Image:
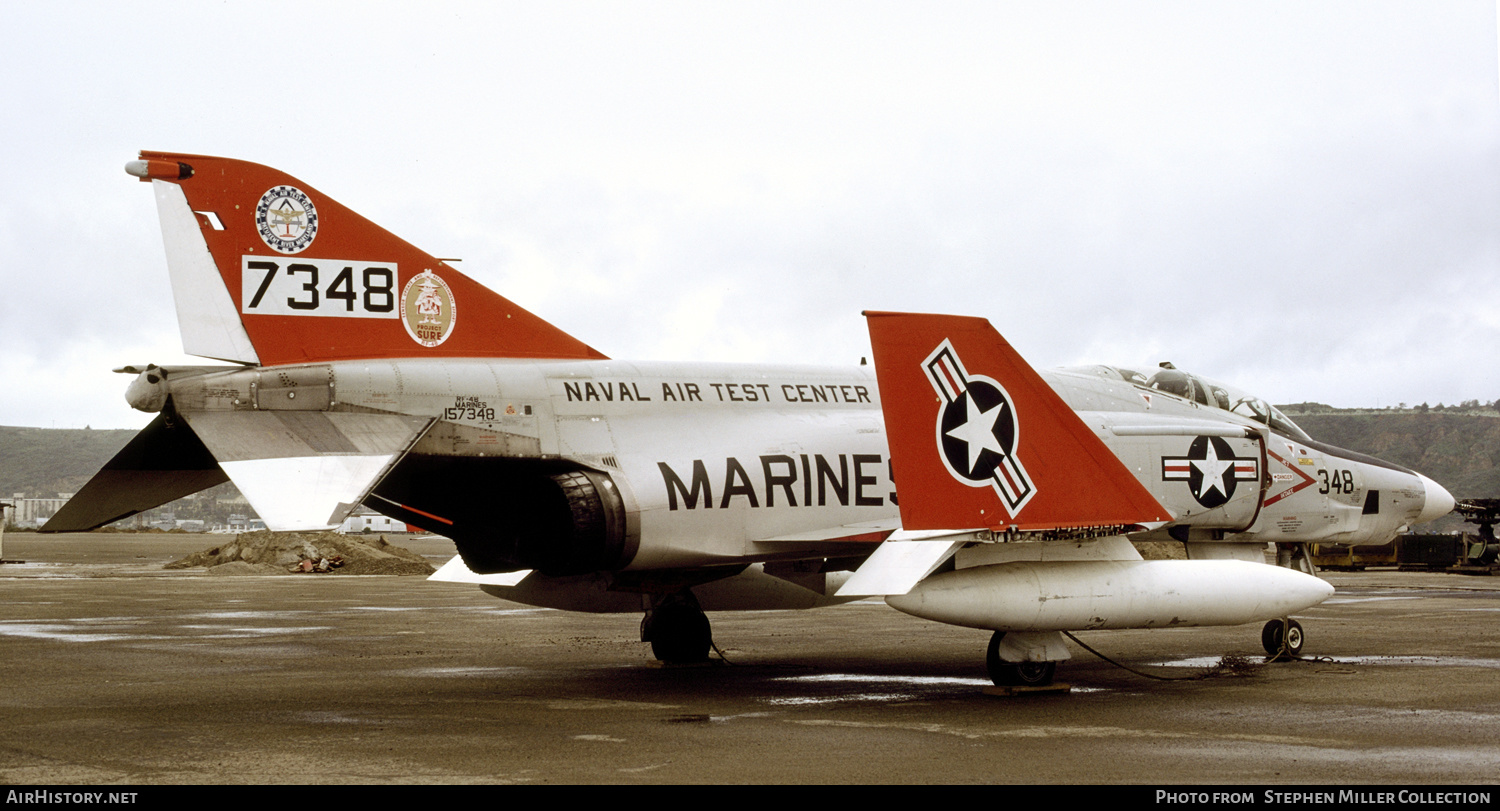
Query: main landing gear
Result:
<box><xmin>642</xmin><ymin>593</ymin><xmax>713</xmax><ymax>663</ymax></box>
<box><xmin>1261</xmin><ymin>618</ymin><xmax>1305</xmax><ymax>659</ymax></box>
<box><xmin>986</xmin><ymin>631</ymin><xmax>1058</xmax><ymax>687</ymax></box>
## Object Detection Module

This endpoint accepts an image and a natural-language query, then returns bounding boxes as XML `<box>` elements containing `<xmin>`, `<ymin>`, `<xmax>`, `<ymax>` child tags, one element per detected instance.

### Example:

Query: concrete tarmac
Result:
<box><xmin>0</xmin><ymin>533</ymin><xmax>1497</xmax><ymax>784</ymax></box>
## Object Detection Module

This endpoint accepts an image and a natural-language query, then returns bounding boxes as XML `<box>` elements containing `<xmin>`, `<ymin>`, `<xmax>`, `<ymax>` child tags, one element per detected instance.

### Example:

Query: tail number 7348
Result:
<box><xmin>241</xmin><ymin>257</ymin><xmax>399</xmax><ymax>319</ymax></box>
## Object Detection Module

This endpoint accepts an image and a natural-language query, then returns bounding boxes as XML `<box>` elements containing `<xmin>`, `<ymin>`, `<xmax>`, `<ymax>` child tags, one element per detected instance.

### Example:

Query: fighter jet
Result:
<box><xmin>45</xmin><ymin>152</ymin><xmax>1455</xmax><ymax>686</ymax></box>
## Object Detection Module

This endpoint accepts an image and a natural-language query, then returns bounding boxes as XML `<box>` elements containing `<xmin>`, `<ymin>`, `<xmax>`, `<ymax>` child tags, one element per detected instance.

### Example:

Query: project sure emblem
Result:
<box><xmin>255</xmin><ymin>186</ymin><xmax>319</xmax><ymax>254</ymax></box>
<box><xmin>401</xmin><ymin>270</ymin><xmax>457</xmax><ymax>347</ymax></box>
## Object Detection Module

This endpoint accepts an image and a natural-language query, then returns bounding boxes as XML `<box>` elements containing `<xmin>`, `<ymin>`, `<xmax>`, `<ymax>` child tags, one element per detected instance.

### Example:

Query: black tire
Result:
<box><xmin>985</xmin><ymin>631</ymin><xmax>1056</xmax><ymax>687</ymax></box>
<box><xmin>647</xmin><ymin>604</ymin><xmax>712</xmax><ymax>663</ymax></box>
<box><xmin>1261</xmin><ymin>620</ymin><xmax>1281</xmax><ymax>655</ymax></box>
<box><xmin>1261</xmin><ymin>619</ymin><xmax>1305</xmax><ymax>657</ymax></box>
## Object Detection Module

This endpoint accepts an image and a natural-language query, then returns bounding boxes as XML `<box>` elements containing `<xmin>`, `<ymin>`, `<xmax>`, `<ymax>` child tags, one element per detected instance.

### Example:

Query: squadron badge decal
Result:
<box><xmin>924</xmin><ymin>339</ymin><xmax>1036</xmax><ymax>517</ymax></box>
<box><xmin>255</xmin><ymin>186</ymin><xmax>318</xmax><ymax>254</ymax></box>
<box><xmin>401</xmin><ymin>270</ymin><xmax>457</xmax><ymax>347</ymax></box>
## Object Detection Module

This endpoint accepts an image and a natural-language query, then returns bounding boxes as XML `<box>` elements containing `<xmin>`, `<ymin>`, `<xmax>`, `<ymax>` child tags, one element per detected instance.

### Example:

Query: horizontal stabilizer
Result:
<box><xmin>41</xmin><ymin>414</ymin><xmax>228</xmax><ymax>532</ymax></box>
<box><xmin>865</xmin><ymin>311</ymin><xmax>1171</xmax><ymax>532</ymax></box>
<box><xmin>184</xmin><ymin>411</ymin><xmax>433</xmax><ymax>531</ymax></box>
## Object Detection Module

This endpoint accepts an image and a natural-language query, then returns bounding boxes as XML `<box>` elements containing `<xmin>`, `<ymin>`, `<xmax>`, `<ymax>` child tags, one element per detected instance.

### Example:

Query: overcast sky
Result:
<box><xmin>4</xmin><ymin>1</ymin><xmax>1498</xmax><ymax>430</ymax></box>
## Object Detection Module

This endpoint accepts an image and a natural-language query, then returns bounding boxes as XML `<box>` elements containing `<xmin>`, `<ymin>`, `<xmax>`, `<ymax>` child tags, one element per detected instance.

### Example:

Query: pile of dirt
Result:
<box><xmin>166</xmin><ymin>531</ymin><xmax>436</xmax><ymax>576</ymax></box>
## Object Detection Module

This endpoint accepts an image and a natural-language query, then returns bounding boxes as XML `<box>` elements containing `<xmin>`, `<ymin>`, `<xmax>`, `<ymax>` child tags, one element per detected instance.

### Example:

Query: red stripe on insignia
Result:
<box><xmin>996</xmin><ymin>460</ymin><xmax>1018</xmax><ymax>493</ymax></box>
<box><xmin>936</xmin><ymin>356</ymin><xmax>962</xmax><ymax>399</ymax></box>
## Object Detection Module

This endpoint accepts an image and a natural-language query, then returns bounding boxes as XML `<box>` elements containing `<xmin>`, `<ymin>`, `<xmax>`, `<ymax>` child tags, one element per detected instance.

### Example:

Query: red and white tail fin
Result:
<box><xmin>128</xmin><ymin>151</ymin><xmax>606</xmax><ymax>366</ymax></box>
<box><xmin>864</xmin><ymin>311</ymin><xmax>1170</xmax><ymax>532</ymax></box>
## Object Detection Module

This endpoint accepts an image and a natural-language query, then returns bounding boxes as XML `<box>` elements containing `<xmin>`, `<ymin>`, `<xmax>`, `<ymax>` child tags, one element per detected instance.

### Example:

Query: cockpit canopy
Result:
<box><xmin>1090</xmin><ymin>364</ymin><xmax>1311</xmax><ymax>442</ymax></box>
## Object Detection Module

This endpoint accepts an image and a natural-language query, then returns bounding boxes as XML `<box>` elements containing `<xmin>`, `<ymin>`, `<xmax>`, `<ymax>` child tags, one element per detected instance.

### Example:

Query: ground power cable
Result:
<box><xmin>1062</xmin><ymin>630</ymin><xmax>1299</xmax><ymax>681</ymax></box>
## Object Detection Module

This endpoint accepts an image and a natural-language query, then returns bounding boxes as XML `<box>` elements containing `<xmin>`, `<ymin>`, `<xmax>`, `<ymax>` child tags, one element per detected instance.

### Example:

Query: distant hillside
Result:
<box><xmin>1</xmin><ymin>425</ymin><xmax>248</xmax><ymax>529</ymax></box>
<box><xmin>0</xmin><ymin>425</ymin><xmax>138</xmax><ymax>497</ymax></box>
<box><xmin>1287</xmin><ymin>413</ymin><xmax>1500</xmax><ymax>501</ymax></box>
<box><xmin>4</xmin><ymin>413</ymin><xmax>1495</xmax><ymax>534</ymax></box>
<box><xmin>1280</xmin><ymin>412</ymin><xmax>1498</xmax><ymax>534</ymax></box>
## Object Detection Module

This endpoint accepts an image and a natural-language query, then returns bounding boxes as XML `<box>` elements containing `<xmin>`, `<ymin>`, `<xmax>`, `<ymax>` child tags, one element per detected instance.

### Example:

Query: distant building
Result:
<box><xmin>8</xmin><ymin>493</ymin><xmax>74</xmax><ymax>528</ymax></box>
<box><xmin>337</xmin><ymin>508</ymin><xmax>412</xmax><ymax>534</ymax></box>
<box><xmin>223</xmin><ymin>514</ymin><xmax>265</xmax><ymax>532</ymax></box>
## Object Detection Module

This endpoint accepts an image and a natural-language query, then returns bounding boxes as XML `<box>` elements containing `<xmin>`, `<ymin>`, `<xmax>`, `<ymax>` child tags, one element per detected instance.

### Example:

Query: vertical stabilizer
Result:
<box><xmin>128</xmin><ymin>152</ymin><xmax>607</xmax><ymax>365</ymax></box>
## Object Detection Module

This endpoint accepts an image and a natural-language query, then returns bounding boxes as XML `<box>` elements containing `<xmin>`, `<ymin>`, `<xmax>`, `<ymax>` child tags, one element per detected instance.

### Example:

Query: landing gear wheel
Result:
<box><xmin>986</xmin><ymin>631</ymin><xmax>1057</xmax><ymax>687</ymax></box>
<box><xmin>1261</xmin><ymin>618</ymin><xmax>1305</xmax><ymax>658</ymax></box>
<box><xmin>646</xmin><ymin>603</ymin><xmax>712</xmax><ymax>663</ymax></box>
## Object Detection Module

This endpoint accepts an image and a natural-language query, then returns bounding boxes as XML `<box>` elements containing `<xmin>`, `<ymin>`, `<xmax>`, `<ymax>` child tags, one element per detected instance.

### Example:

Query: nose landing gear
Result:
<box><xmin>1261</xmin><ymin>618</ymin><xmax>1305</xmax><ymax>660</ymax></box>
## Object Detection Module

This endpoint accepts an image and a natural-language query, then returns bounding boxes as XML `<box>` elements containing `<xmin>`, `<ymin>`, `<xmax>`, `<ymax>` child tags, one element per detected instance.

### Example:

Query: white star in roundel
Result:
<box><xmin>945</xmin><ymin>394</ymin><xmax>1007</xmax><ymax>476</ymax></box>
<box><xmin>1191</xmin><ymin>440</ymin><xmax>1233</xmax><ymax>499</ymax></box>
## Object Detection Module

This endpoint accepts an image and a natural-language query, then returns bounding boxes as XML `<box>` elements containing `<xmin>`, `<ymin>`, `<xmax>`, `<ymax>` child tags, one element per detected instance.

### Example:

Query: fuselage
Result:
<box><xmin>140</xmin><ymin>356</ymin><xmax>1451</xmax><ymax>576</ymax></box>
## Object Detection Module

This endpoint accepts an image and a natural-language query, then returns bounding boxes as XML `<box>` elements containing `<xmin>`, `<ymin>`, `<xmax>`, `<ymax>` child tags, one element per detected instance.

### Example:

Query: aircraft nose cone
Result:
<box><xmin>1415</xmin><ymin>473</ymin><xmax>1456</xmax><ymax>525</ymax></box>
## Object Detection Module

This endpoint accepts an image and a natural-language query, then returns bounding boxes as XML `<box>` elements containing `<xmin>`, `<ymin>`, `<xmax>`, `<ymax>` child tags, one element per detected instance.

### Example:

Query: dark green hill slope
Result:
<box><xmin>0</xmin><ymin>425</ymin><xmax>138</xmax><ymax>497</ymax></box>
<box><xmin>1290</xmin><ymin>413</ymin><xmax>1500</xmax><ymax>501</ymax></box>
